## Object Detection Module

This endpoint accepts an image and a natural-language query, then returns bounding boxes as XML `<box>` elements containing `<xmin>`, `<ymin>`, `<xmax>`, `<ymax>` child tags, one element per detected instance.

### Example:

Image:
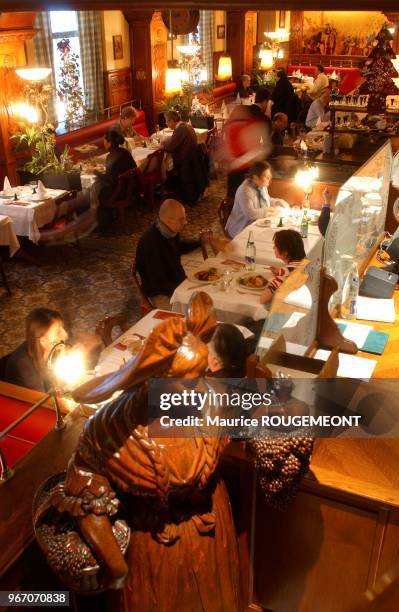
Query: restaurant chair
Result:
<box><xmin>102</xmin><ymin>167</ymin><xmax>140</xmax><ymax>231</ymax></box>
<box><xmin>217</xmin><ymin>197</ymin><xmax>234</xmax><ymax>238</ymax></box>
<box><xmin>38</xmin><ymin>207</ymin><xmax>98</xmax><ymax>251</ymax></box>
<box><xmin>199</xmin><ymin>230</ymin><xmax>218</xmax><ymax>261</ymax></box>
<box><xmin>95</xmin><ymin>313</ymin><xmax>129</xmax><ymax>347</ymax></box>
<box><xmin>136</xmin><ymin>149</ymin><xmax>165</xmax><ymax>209</ymax></box>
<box><xmin>131</xmin><ymin>258</ymin><xmax>154</xmax><ymax>315</ymax></box>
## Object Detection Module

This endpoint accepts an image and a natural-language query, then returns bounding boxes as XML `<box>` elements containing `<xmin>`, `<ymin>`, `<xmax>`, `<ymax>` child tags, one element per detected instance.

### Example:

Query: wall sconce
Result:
<box><xmin>9</xmin><ymin>101</ymin><xmax>39</xmax><ymax>123</ymax></box>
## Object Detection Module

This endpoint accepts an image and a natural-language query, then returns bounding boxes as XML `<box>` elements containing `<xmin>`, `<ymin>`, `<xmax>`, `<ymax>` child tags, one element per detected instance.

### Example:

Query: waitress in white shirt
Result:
<box><xmin>225</xmin><ymin>161</ymin><xmax>289</xmax><ymax>238</ymax></box>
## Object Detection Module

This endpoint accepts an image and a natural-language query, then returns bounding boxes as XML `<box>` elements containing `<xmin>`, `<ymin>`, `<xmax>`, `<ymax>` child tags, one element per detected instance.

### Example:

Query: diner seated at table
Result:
<box><xmin>306</xmin><ymin>90</ymin><xmax>331</xmax><ymax>130</ymax></box>
<box><xmin>62</xmin><ymin>129</ymin><xmax>136</xmax><ymax>216</ymax></box>
<box><xmin>236</xmin><ymin>74</ymin><xmax>254</xmax><ymax>99</ymax></box>
<box><xmin>272</xmin><ymin>69</ymin><xmax>301</xmax><ymax>124</ymax></box>
<box><xmin>259</xmin><ymin>229</ymin><xmax>306</xmax><ymax>305</ymax></box>
<box><xmin>135</xmin><ymin>199</ymin><xmax>201</xmax><ymax>309</ymax></box>
<box><xmin>272</xmin><ymin>112</ymin><xmax>289</xmax><ymax>146</ymax></box>
<box><xmin>305</xmin><ymin>64</ymin><xmax>330</xmax><ymax>101</ymax></box>
<box><xmin>113</xmin><ymin>105</ymin><xmax>140</xmax><ymax>138</ymax></box>
<box><xmin>1</xmin><ymin>308</ymin><xmax>68</xmax><ymax>392</ymax></box>
<box><xmin>225</xmin><ymin>161</ymin><xmax>290</xmax><ymax>238</ymax></box>
<box><xmin>206</xmin><ymin>323</ymin><xmax>247</xmax><ymax>378</ymax></box>
<box><xmin>163</xmin><ymin>111</ymin><xmax>197</xmax><ymax>167</ymax></box>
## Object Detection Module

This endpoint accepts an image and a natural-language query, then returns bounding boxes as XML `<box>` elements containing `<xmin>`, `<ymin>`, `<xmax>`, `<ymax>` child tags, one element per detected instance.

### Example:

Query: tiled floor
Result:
<box><xmin>0</xmin><ymin>178</ymin><xmax>225</xmax><ymax>355</ymax></box>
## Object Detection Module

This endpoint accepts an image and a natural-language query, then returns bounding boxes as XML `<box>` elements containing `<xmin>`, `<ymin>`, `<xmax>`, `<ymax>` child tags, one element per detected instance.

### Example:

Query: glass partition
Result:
<box><xmin>256</xmin><ymin>238</ymin><xmax>323</xmax><ymax>360</ymax></box>
<box><xmin>324</xmin><ymin>139</ymin><xmax>392</xmax><ymax>310</ymax></box>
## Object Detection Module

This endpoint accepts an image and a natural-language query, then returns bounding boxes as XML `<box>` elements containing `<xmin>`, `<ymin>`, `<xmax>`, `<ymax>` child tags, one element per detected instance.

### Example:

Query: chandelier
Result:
<box><xmin>176</xmin><ymin>32</ymin><xmax>208</xmax><ymax>87</ymax></box>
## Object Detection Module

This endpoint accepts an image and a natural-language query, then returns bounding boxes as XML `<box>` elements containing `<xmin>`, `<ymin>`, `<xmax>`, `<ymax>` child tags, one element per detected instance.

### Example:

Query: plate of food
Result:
<box><xmin>0</xmin><ymin>192</ymin><xmax>15</xmax><ymax>200</ymax></box>
<box><xmin>188</xmin><ymin>266</ymin><xmax>223</xmax><ymax>284</ymax></box>
<box><xmin>237</xmin><ymin>273</ymin><xmax>269</xmax><ymax>292</ymax></box>
<box><xmin>255</xmin><ymin>218</ymin><xmax>272</xmax><ymax>227</ymax></box>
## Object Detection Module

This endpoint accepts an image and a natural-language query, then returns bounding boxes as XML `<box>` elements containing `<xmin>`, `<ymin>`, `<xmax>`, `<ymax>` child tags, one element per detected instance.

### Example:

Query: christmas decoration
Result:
<box><xmin>359</xmin><ymin>25</ymin><xmax>399</xmax><ymax>113</ymax></box>
<box><xmin>56</xmin><ymin>38</ymin><xmax>85</xmax><ymax>126</ymax></box>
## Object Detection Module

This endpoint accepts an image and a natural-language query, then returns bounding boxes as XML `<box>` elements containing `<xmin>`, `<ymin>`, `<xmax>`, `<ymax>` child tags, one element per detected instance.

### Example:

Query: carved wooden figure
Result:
<box><xmin>34</xmin><ymin>293</ymin><xmax>241</xmax><ymax>612</ymax></box>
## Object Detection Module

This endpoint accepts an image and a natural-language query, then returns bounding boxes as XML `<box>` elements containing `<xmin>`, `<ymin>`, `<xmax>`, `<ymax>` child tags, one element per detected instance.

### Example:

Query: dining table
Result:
<box><xmin>96</xmin><ymin>309</ymin><xmax>253</xmax><ymax>377</ymax></box>
<box><xmin>171</xmin><ymin>209</ymin><xmax>324</xmax><ymax>325</ymax></box>
<box><xmin>0</xmin><ymin>215</ymin><xmax>20</xmax><ymax>256</ymax></box>
<box><xmin>0</xmin><ymin>186</ymin><xmax>69</xmax><ymax>243</ymax></box>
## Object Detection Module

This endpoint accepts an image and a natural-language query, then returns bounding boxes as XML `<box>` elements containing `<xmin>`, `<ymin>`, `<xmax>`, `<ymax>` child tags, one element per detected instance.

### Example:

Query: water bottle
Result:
<box><xmin>341</xmin><ymin>262</ymin><xmax>359</xmax><ymax>319</ymax></box>
<box><xmin>245</xmin><ymin>231</ymin><xmax>256</xmax><ymax>271</ymax></box>
<box><xmin>300</xmin><ymin>210</ymin><xmax>308</xmax><ymax>239</ymax></box>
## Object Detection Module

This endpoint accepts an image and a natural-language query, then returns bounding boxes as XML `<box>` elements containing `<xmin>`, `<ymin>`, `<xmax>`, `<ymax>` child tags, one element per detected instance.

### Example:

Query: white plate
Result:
<box><xmin>236</xmin><ymin>272</ymin><xmax>270</xmax><ymax>293</ymax></box>
<box><xmin>255</xmin><ymin>218</ymin><xmax>272</xmax><ymax>227</ymax></box>
<box><xmin>187</xmin><ymin>266</ymin><xmax>224</xmax><ymax>285</ymax></box>
<box><xmin>28</xmin><ymin>194</ymin><xmax>48</xmax><ymax>202</ymax></box>
<box><xmin>0</xmin><ymin>193</ymin><xmax>14</xmax><ymax>200</ymax></box>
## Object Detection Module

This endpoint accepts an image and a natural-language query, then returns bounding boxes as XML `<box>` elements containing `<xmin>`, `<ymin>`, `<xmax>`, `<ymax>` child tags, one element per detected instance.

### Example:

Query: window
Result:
<box><xmin>49</xmin><ymin>11</ymin><xmax>84</xmax><ymax>123</ymax></box>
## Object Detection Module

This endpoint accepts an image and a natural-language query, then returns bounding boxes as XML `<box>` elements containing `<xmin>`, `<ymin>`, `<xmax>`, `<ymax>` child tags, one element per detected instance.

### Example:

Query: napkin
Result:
<box><xmin>3</xmin><ymin>176</ymin><xmax>12</xmax><ymax>195</ymax></box>
<box><xmin>37</xmin><ymin>180</ymin><xmax>46</xmax><ymax>198</ymax></box>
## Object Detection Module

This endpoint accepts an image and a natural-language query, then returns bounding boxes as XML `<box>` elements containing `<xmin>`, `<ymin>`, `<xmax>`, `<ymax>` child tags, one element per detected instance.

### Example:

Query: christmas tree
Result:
<box><xmin>57</xmin><ymin>38</ymin><xmax>86</xmax><ymax>125</ymax></box>
<box><xmin>359</xmin><ymin>25</ymin><xmax>399</xmax><ymax>113</ymax></box>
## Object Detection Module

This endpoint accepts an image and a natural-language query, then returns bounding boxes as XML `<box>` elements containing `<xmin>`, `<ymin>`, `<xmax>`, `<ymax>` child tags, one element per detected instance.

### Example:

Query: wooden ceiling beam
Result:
<box><xmin>3</xmin><ymin>1</ymin><xmax>399</xmax><ymax>11</ymax></box>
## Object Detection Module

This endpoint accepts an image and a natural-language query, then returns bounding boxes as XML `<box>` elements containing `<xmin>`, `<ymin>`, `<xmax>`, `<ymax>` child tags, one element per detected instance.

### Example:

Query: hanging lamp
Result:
<box><xmin>165</xmin><ymin>10</ymin><xmax>182</xmax><ymax>95</ymax></box>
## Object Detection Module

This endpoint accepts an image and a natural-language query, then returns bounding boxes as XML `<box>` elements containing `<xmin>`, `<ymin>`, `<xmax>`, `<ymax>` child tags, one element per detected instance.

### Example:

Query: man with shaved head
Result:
<box><xmin>135</xmin><ymin>199</ymin><xmax>200</xmax><ymax>309</ymax></box>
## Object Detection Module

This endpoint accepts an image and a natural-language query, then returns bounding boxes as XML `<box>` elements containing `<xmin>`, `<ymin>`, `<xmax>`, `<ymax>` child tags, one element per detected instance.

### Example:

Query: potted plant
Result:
<box><xmin>156</xmin><ymin>95</ymin><xmax>189</xmax><ymax>128</ymax></box>
<box><xmin>10</xmin><ymin>122</ymin><xmax>80</xmax><ymax>190</ymax></box>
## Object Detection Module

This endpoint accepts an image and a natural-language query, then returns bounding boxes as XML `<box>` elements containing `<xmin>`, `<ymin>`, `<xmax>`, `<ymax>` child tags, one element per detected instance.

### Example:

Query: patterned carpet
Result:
<box><xmin>0</xmin><ymin>178</ymin><xmax>225</xmax><ymax>356</ymax></box>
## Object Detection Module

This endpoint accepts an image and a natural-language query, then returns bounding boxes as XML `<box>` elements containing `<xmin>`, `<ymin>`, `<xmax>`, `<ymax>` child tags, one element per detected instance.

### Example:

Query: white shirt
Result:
<box><xmin>306</xmin><ymin>98</ymin><xmax>330</xmax><ymax>129</ymax></box>
<box><xmin>225</xmin><ymin>178</ymin><xmax>288</xmax><ymax>238</ymax></box>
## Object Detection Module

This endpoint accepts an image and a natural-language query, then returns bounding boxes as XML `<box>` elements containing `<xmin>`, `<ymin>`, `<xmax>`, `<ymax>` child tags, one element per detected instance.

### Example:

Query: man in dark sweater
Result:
<box><xmin>163</xmin><ymin>111</ymin><xmax>197</xmax><ymax>167</ymax></box>
<box><xmin>135</xmin><ymin>199</ymin><xmax>200</xmax><ymax>309</ymax></box>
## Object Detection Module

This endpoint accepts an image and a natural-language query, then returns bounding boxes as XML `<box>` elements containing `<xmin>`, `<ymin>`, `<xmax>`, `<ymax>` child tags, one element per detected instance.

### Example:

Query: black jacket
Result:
<box><xmin>3</xmin><ymin>342</ymin><xmax>46</xmax><ymax>392</ymax></box>
<box><xmin>136</xmin><ymin>223</ymin><xmax>200</xmax><ymax>297</ymax></box>
<box><xmin>97</xmin><ymin>147</ymin><xmax>136</xmax><ymax>203</ymax></box>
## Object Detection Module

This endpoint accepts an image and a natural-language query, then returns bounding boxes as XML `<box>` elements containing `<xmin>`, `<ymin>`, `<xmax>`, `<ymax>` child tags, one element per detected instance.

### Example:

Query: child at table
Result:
<box><xmin>259</xmin><ymin>229</ymin><xmax>306</xmax><ymax>305</ymax></box>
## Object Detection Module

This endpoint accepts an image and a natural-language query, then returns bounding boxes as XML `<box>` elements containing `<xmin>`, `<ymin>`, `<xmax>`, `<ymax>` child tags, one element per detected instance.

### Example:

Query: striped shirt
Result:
<box><xmin>268</xmin><ymin>260</ymin><xmax>303</xmax><ymax>294</ymax></box>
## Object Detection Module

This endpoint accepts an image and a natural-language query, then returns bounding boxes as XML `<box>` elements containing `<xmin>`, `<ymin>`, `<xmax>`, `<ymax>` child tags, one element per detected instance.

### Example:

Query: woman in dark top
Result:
<box><xmin>95</xmin><ymin>129</ymin><xmax>136</xmax><ymax>205</ymax></box>
<box><xmin>207</xmin><ymin>323</ymin><xmax>247</xmax><ymax>378</ymax></box>
<box><xmin>272</xmin><ymin>69</ymin><xmax>300</xmax><ymax>124</ymax></box>
<box><xmin>236</xmin><ymin>74</ymin><xmax>254</xmax><ymax>99</ymax></box>
<box><xmin>2</xmin><ymin>308</ymin><xmax>68</xmax><ymax>392</ymax></box>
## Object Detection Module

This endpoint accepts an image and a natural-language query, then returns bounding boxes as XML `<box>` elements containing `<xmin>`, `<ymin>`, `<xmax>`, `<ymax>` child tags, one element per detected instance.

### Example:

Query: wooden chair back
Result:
<box><xmin>140</xmin><ymin>149</ymin><xmax>164</xmax><ymax>184</ymax></box>
<box><xmin>95</xmin><ymin>313</ymin><xmax>129</xmax><ymax>347</ymax></box>
<box><xmin>132</xmin><ymin>257</ymin><xmax>154</xmax><ymax>315</ymax></box>
<box><xmin>217</xmin><ymin>197</ymin><xmax>234</xmax><ymax>237</ymax></box>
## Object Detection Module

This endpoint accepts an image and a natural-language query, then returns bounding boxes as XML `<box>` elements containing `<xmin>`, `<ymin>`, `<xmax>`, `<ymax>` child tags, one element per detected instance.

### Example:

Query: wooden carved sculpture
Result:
<box><xmin>34</xmin><ymin>292</ymin><xmax>241</xmax><ymax>612</ymax></box>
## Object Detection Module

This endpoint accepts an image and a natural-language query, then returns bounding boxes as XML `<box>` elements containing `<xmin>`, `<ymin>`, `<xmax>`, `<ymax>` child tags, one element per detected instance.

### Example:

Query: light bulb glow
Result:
<box><xmin>9</xmin><ymin>102</ymin><xmax>39</xmax><ymax>123</ymax></box>
<box><xmin>15</xmin><ymin>67</ymin><xmax>51</xmax><ymax>81</ymax></box>
<box><xmin>52</xmin><ymin>349</ymin><xmax>85</xmax><ymax>387</ymax></box>
<box><xmin>217</xmin><ymin>56</ymin><xmax>232</xmax><ymax>81</ymax></box>
<box><xmin>165</xmin><ymin>67</ymin><xmax>182</xmax><ymax>95</ymax></box>
<box><xmin>259</xmin><ymin>48</ymin><xmax>274</xmax><ymax>70</ymax></box>
<box><xmin>295</xmin><ymin>166</ymin><xmax>319</xmax><ymax>193</ymax></box>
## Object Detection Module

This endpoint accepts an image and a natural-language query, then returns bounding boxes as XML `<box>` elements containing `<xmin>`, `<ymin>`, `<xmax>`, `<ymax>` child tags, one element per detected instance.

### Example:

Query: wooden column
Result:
<box><xmin>124</xmin><ymin>10</ymin><xmax>156</xmax><ymax>134</ymax></box>
<box><xmin>289</xmin><ymin>11</ymin><xmax>304</xmax><ymax>58</ymax></box>
<box><xmin>244</xmin><ymin>11</ymin><xmax>257</xmax><ymax>75</ymax></box>
<box><xmin>0</xmin><ymin>12</ymin><xmax>36</xmax><ymax>184</ymax></box>
<box><xmin>226</xmin><ymin>11</ymin><xmax>246</xmax><ymax>81</ymax></box>
<box><xmin>150</xmin><ymin>11</ymin><xmax>167</xmax><ymax>111</ymax></box>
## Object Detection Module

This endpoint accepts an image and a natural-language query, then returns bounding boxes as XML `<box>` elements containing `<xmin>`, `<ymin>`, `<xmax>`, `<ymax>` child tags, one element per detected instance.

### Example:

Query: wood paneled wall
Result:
<box><xmin>104</xmin><ymin>67</ymin><xmax>133</xmax><ymax>108</ymax></box>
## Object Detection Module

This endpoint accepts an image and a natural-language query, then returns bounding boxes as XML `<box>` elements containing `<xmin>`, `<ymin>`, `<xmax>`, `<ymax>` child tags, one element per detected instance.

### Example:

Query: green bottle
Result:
<box><xmin>277</xmin><ymin>216</ymin><xmax>283</xmax><ymax>227</ymax></box>
<box><xmin>300</xmin><ymin>210</ymin><xmax>308</xmax><ymax>239</ymax></box>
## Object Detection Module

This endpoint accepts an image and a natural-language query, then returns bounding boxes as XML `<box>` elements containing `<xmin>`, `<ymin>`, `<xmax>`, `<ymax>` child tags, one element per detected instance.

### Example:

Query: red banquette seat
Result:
<box><xmin>288</xmin><ymin>65</ymin><xmax>364</xmax><ymax>95</ymax></box>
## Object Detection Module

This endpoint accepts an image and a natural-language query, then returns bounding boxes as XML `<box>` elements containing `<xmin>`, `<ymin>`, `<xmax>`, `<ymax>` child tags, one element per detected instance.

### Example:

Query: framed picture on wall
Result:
<box><xmin>113</xmin><ymin>35</ymin><xmax>123</xmax><ymax>60</ymax></box>
<box><xmin>217</xmin><ymin>25</ymin><xmax>225</xmax><ymax>40</ymax></box>
<box><xmin>279</xmin><ymin>11</ymin><xmax>286</xmax><ymax>29</ymax></box>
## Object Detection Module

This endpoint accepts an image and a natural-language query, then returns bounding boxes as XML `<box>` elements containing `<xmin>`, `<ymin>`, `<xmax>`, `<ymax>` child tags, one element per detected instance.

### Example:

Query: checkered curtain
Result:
<box><xmin>77</xmin><ymin>11</ymin><xmax>104</xmax><ymax>116</ymax></box>
<box><xmin>33</xmin><ymin>13</ymin><xmax>57</xmax><ymax>126</ymax></box>
<box><xmin>199</xmin><ymin>10</ymin><xmax>214</xmax><ymax>86</ymax></box>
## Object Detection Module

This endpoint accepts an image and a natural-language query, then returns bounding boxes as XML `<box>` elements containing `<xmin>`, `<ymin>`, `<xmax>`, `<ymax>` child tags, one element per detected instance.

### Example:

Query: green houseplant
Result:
<box><xmin>11</xmin><ymin>122</ymin><xmax>80</xmax><ymax>189</ymax></box>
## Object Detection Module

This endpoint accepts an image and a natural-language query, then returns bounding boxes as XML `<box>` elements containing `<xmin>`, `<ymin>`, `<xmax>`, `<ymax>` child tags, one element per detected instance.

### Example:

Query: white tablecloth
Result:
<box><xmin>97</xmin><ymin>309</ymin><xmax>253</xmax><ymax>375</ymax></box>
<box><xmin>159</xmin><ymin>127</ymin><xmax>208</xmax><ymax>145</ymax></box>
<box><xmin>171</xmin><ymin>212</ymin><xmax>323</xmax><ymax>323</ymax></box>
<box><xmin>0</xmin><ymin>215</ymin><xmax>20</xmax><ymax>256</ymax></box>
<box><xmin>0</xmin><ymin>187</ymin><xmax>67</xmax><ymax>243</ymax></box>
